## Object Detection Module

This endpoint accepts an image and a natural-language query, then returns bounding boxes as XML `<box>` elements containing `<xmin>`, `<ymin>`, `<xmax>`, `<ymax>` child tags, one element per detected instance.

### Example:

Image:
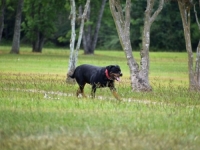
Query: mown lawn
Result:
<box><xmin>0</xmin><ymin>46</ymin><xmax>200</xmax><ymax>150</ymax></box>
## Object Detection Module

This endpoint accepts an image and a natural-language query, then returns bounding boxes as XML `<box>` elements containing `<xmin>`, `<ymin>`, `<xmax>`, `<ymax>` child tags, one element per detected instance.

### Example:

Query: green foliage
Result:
<box><xmin>130</xmin><ymin>0</ymin><xmax>145</xmax><ymax>49</ymax></box>
<box><xmin>1</xmin><ymin>0</ymin><xmax>18</xmax><ymax>41</ymax></box>
<box><xmin>151</xmin><ymin>2</ymin><xmax>185</xmax><ymax>51</ymax></box>
<box><xmin>22</xmin><ymin>0</ymin><xmax>66</xmax><ymax>42</ymax></box>
<box><xmin>191</xmin><ymin>22</ymin><xmax>200</xmax><ymax>48</ymax></box>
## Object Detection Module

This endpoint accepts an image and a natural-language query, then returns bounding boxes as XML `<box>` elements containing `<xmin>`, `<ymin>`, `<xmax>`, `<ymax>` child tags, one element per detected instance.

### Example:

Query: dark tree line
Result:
<box><xmin>0</xmin><ymin>0</ymin><xmax>200</xmax><ymax>53</ymax></box>
<box><xmin>0</xmin><ymin>0</ymin><xmax>6</xmax><ymax>43</ymax></box>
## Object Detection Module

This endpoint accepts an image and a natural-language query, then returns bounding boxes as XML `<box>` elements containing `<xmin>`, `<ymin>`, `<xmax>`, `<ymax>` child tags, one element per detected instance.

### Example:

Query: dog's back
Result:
<box><xmin>70</xmin><ymin>64</ymin><xmax>104</xmax><ymax>84</ymax></box>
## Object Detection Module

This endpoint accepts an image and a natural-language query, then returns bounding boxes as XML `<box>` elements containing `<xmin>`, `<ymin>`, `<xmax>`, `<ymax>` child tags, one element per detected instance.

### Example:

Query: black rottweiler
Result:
<box><xmin>69</xmin><ymin>64</ymin><xmax>122</xmax><ymax>100</ymax></box>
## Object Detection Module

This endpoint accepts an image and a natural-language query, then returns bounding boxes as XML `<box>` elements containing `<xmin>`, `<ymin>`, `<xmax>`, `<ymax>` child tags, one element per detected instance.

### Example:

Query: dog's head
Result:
<box><xmin>106</xmin><ymin>65</ymin><xmax>122</xmax><ymax>81</ymax></box>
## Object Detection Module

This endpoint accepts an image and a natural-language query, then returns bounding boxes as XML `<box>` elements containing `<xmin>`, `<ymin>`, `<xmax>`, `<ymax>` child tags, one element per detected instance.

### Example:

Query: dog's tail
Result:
<box><xmin>67</xmin><ymin>71</ymin><xmax>75</xmax><ymax>79</ymax></box>
<box><xmin>66</xmin><ymin>71</ymin><xmax>76</xmax><ymax>83</ymax></box>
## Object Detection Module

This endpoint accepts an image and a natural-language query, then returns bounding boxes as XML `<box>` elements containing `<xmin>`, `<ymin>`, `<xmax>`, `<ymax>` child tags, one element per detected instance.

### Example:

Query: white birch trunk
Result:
<box><xmin>67</xmin><ymin>0</ymin><xmax>90</xmax><ymax>82</ymax></box>
<box><xmin>68</xmin><ymin>0</ymin><xmax>76</xmax><ymax>77</ymax></box>
<box><xmin>74</xmin><ymin>1</ymin><xmax>90</xmax><ymax>65</ymax></box>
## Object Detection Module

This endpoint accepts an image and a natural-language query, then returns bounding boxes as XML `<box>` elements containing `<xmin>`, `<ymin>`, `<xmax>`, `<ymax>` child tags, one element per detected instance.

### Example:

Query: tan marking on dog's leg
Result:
<box><xmin>112</xmin><ymin>91</ymin><xmax>121</xmax><ymax>101</ymax></box>
<box><xmin>76</xmin><ymin>88</ymin><xmax>81</xmax><ymax>97</ymax></box>
<box><xmin>77</xmin><ymin>88</ymin><xmax>87</xmax><ymax>98</ymax></box>
<box><xmin>81</xmin><ymin>90</ymin><xmax>87</xmax><ymax>98</ymax></box>
<box><xmin>91</xmin><ymin>92</ymin><xmax>95</xmax><ymax>99</ymax></box>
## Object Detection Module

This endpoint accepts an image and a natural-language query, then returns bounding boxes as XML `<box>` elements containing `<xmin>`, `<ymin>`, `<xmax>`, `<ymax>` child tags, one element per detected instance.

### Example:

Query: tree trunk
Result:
<box><xmin>178</xmin><ymin>0</ymin><xmax>200</xmax><ymax>90</ymax></box>
<box><xmin>10</xmin><ymin>0</ymin><xmax>24</xmax><ymax>54</ymax></box>
<box><xmin>194</xmin><ymin>3</ymin><xmax>200</xmax><ymax>88</ymax></box>
<box><xmin>67</xmin><ymin>0</ymin><xmax>77</xmax><ymax>83</ymax></box>
<box><xmin>195</xmin><ymin>41</ymin><xmax>200</xmax><ymax>86</ymax></box>
<box><xmin>0</xmin><ymin>0</ymin><xmax>6</xmax><ymax>43</ymax></box>
<box><xmin>32</xmin><ymin>32</ymin><xmax>45</xmax><ymax>53</ymax></box>
<box><xmin>66</xmin><ymin>0</ymin><xmax>90</xmax><ymax>83</ymax></box>
<box><xmin>31</xmin><ymin>2</ymin><xmax>45</xmax><ymax>53</ymax></box>
<box><xmin>140</xmin><ymin>0</ymin><xmax>164</xmax><ymax>90</ymax></box>
<box><xmin>83</xmin><ymin>0</ymin><xmax>106</xmax><ymax>55</ymax></box>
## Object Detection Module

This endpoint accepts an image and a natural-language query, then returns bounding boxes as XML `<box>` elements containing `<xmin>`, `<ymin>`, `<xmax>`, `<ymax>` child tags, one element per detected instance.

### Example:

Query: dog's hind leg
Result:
<box><xmin>77</xmin><ymin>84</ymin><xmax>86</xmax><ymax>98</ymax></box>
<box><xmin>91</xmin><ymin>85</ymin><xmax>97</xmax><ymax>98</ymax></box>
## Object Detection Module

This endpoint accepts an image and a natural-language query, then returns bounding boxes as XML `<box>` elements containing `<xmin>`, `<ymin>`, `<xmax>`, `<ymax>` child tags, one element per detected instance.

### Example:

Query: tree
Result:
<box><xmin>178</xmin><ymin>0</ymin><xmax>200</xmax><ymax>90</ymax></box>
<box><xmin>109</xmin><ymin>0</ymin><xmax>145</xmax><ymax>91</ymax></box>
<box><xmin>0</xmin><ymin>0</ymin><xmax>6</xmax><ymax>43</ymax></box>
<box><xmin>109</xmin><ymin>0</ymin><xmax>163</xmax><ymax>91</ymax></box>
<box><xmin>66</xmin><ymin>0</ymin><xmax>90</xmax><ymax>82</ymax></box>
<box><xmin>140</xmin><ymin>0</ymin><xmax>164</xmax><ymax>90</ymax></box>
<box><xmin>22</xmin><ymin>0</ymin><xmax>65</xmax><ymax>52</ymax></box>
<box><xmin>10</xmin><ymin>0</ymin><xmax>24</xmax><ymax>54</ymax></box>
<box><xmin>82</xmin><ymin>0</ymin><xmax>107</xmax><ymax>54</ymax></box>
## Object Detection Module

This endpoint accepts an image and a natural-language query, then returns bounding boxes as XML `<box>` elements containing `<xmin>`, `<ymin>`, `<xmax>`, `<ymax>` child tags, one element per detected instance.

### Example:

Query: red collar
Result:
<box><xmin>105</xmin><ymin>69</ymin><xmax>112</xmax><ymax>80</ymax></box>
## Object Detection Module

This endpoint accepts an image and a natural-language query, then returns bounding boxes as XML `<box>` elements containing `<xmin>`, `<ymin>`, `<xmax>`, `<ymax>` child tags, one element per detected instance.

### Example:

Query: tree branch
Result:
<box><xmin>111</xmin><ymin>0</ymin><xmax>125</xmax><ymax>29</ymax></box>
<box><xmin>75</xmin><ymin>0</ymin><xmax>90</xmax><ymax>52</ymax></box>
<box><xmin>124</xmin><ymin>0</ymin><xmax>131</xmax><ymax>35</ymax></box>
<box><xmin>194</xmin><ymin>3</ymin><xmax>200</xmax><ymax>31</ymax></box>
<box><xmin>109</xmin><ymin>0</ymin><xmax>124</xmax><ymax>35</ymax></box>
<box><xmin>150</xmin><ymin>0</ymin><xmax>164</xmax><ymax>24</ymax></box>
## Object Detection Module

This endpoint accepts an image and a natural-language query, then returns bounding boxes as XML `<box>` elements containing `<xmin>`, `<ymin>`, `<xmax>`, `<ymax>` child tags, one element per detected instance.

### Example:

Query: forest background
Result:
<box><xmin>1</xmin><ymin>0</ymin><xmax>199</xmax><ymax>52</ymax></box>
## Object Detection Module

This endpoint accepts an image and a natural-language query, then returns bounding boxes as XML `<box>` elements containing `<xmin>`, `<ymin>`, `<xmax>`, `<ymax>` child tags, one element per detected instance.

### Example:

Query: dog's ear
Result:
<box><xmin>115</xmin><ymin>65</ymin><xmax>120</xmax><ymax>68</ymax></box>
<box><xmin>106</xmin><ymin>65</ymin><xmax>122</xmax><ymax>75</ymax></box>
<box><xmin>106</xmin><ymin>65</ymin><xmax>115</xmax><ymax>72</ymax></box>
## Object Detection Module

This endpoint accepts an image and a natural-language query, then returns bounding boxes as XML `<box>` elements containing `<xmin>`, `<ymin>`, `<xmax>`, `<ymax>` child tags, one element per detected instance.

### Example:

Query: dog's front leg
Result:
<box><xmin>109</xmin><ymin>87</ymin><xmax>121</xmax><ymax>101</ymax></box>
<box><xmin>112</xmin><ymin>90</ymin><xmax>121</xmax><ymax>101</ymax></box>
<box><xmin>108</xmin><ymin>82</ymin><xmax>121</xmax><ymax>101</ymax></box>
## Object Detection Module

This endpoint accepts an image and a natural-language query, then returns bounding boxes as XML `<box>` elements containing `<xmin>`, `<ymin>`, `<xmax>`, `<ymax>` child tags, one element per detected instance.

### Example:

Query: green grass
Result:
<box><xmin>0</xmin><ymin>46</ymin><xmax>200</xmax><ymax>150</ymax></box>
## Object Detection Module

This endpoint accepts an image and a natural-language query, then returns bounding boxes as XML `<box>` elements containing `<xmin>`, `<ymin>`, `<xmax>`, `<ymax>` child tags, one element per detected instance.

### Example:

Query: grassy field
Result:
<box><xmin>0</xmin><ymin>46</ymin><xmax>200</xmax><ymax>150</ymax></box>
